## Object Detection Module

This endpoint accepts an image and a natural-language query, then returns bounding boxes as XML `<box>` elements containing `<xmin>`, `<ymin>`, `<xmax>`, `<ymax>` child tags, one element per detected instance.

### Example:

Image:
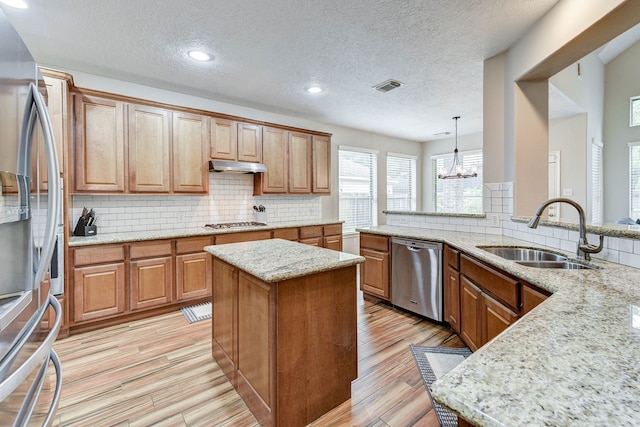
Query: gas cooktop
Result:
<box><xmin>204</xmin><ymin>221</ymin><xmax>267</xmax><ymax>229</ymax></box>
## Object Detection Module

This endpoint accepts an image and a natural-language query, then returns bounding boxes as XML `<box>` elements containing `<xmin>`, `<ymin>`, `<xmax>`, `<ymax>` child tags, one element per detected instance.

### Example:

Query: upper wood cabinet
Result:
<box><xmin>172</xmin><ymin>112</ymin><xmax>209</xmax><ymax>193</ymax></box>
<box><xmin>211</xmin><ymin>119</ymin><xmax>262</xmax><ymax>163</ymax></box>
<box><xmin>74</xmin><ymin>94</ymin><xmax>125</xmax><ymax>192</ymax></box>
<box><xmin>288</xmin><ymin>132</ymin><xmax>312</xmax><ymax>193</ymax></box>
<box><xmin>255</xmin><ymin>126</ymin><xmax>288</xmax><ymax>194</ymax></box>
<box><xmin>128</xmin><ymin>104</ymin><xmax>171</xmax><ymax>193</ymax></box>
<box><xmin>312</xmin><ymin>135</ymin><xmax>331</xmax><ymax>194</ymax></box>
<box><xmin>237</xmin><ymin>123</ymin><xmax>262</xmax><ymax>163</ymax></box>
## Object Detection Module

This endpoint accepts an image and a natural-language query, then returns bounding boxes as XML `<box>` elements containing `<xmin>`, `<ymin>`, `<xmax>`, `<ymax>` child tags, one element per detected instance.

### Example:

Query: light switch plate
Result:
<box><xmin>562</xmin><ymin>188</ymin><xmax>573</xmax><ymax>196</ymax></box>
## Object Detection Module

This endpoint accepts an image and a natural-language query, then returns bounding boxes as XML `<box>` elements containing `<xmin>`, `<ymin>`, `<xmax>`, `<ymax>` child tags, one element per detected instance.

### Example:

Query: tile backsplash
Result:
<box><xmin>71</xmin><ymin>173</ymin><xmax>321</xmax><ymax>234</ymax></box>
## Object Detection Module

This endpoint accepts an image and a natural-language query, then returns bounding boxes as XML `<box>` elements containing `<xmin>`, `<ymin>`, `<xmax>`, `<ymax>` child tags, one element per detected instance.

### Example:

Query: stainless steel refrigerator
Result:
<box><xmin>0</xmin><ymin>8</ymin><xmax>63</xmax><ymax>426</ymax></box>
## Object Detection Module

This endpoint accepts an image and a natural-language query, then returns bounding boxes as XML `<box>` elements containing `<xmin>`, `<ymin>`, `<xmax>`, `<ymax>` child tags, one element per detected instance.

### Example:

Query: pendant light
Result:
<box><xmin>437</xmin><ymin>116</ymin><xmax>477</xmax><ymax>179</ymax></box>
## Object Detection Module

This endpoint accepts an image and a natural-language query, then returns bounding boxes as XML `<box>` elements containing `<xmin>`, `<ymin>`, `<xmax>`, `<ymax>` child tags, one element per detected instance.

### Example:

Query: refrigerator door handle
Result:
<box><xmin>18</xmin><ymin>83</ymin><xmax>62</xmax><ymax>288</ymax></box>
<box><xmin>0</xmin><ymin>295</ymin><xmax>62</xmax><ymax>402</ymax></box>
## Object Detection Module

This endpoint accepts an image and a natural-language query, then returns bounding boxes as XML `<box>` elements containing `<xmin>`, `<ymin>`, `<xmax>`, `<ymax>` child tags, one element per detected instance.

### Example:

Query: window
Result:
<box><xmin>432</xmin><ymin>150</ymin><xmax>483</xmax><ymax>214</ymax></box>
<box><xmin>631</xmin><ymin>96</ymin><xmax>640</xmax><ymax>127</ymax></box>
<box><xmin>386</xmin><ymin>154</ymin><xmax>416</xmax><ymax>211</ymax></box>
<box><xmin>629</xmin><ymin>142</ymin><xmax>640</xmax><ymax>219</ymax></box>
<box><xmin>591</xmin><ymin>140</ymin><xmax>603</xmax><ymax>224</ymax></box>
<box><xmin>339</xmin><ymin>147</ymin><xmax>377</xmax><ymax>232</ymax></box>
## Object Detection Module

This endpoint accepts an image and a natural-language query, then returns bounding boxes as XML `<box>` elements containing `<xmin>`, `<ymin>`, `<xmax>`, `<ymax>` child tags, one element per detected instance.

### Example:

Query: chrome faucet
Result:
<box><xmin>527</xmin><ymin>198</ymin><xmax>604</xmax><ymax>261</ymax></box>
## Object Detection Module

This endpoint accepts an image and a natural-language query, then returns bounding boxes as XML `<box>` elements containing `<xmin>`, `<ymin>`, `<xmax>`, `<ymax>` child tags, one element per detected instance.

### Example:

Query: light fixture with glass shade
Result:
<box><xmin>437</xmin><ymin>116</ymin><xmax>478</xmax><ymax>179</ymax></box>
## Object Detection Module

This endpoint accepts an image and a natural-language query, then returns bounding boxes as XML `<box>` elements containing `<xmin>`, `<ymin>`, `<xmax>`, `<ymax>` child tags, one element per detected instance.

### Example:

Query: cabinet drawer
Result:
<box><xmin>130</xmin><ymin>240</ymin><xmax>172</xmax><ymax>259</ymax></box>
<box><xmin>74</xmin><ymin>245</ymin><xmax>124</xmax><ymax>266</ymax></box>
<box><xmin>323</xmin><ymin>224</ymin><xmax>342</xmax><ymax>237</ymax></box>
<box><xmin>460</xmin><ymin>254</ymin><xmax>519</xmax><ymax>311</ymax></box>
<box><xmin>299</xmin><ymin>226</ymin><xmax>322</xmax><ymax>239</ymax></box>
<box><xmin>359</xmin><ymin>233</ymin><xmax>389</xmax><ymax>252</ymax></box>
<box><xmin>176</xmin><ymin>236</ymin><xmax>213</xmax><ymax>254</ymax></box>
<box><xmin>272</xmin><ymin>227</ymin><xmax>299</xmax><ymax>241</ymax></box>
<box><xmin>215</xmin><ymin>230</ymin><xmax>272</xmax><ymax>245</ymax></box>
<box><xmin>446</xmin><ymin>245</ymin><xmax>460</xmax><ymax>270</ymax></box>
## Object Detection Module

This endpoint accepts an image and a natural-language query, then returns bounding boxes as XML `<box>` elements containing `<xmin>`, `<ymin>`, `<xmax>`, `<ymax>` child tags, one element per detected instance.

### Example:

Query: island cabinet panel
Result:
<box><xmin>74</xmin><ymin>94</ymin><xmax>125</xmax><ymax>192</ymax></box>
<box><xmin>212</xmin><ymin>259</ymin><xmax>238</xmax><ymax>383</ymax></box>
<box><xmin>172</xmin><ymin>112</ymin><xmax>209</xmax><ymax>193</ymax></box>
<box><xmin>210</xmin><ymin>118</ymin><xmax>237</xmax><ymax>161</ymax></box>
<box><xmin>127</xmin><ymin>104</ymin><xmax>171</xmax><ymax>193</ymax></box>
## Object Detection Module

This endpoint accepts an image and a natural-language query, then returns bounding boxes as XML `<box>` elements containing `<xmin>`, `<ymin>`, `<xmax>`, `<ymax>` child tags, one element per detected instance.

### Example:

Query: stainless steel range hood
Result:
<box><xmin>208</xmin><ymin>160</ymin><xmax>267</xmax><ymax>173</ymax></box>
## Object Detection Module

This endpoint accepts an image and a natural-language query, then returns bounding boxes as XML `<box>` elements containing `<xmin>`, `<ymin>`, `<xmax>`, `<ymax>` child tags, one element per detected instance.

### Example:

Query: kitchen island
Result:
<box><xmin>204</xmin><ymin>239</ymin><xmax>364</xmax><ymax>427</ymax></box>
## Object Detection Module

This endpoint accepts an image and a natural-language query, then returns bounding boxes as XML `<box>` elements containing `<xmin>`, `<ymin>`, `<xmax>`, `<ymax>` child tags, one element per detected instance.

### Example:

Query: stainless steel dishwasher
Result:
<box><xmin>391</xmin><ymin>238</ymin><xmax>443</xmax><ymax>322</ymax></box>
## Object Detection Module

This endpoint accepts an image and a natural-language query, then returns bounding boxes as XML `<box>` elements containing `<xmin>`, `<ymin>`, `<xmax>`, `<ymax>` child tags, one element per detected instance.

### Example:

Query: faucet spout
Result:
<box><xmin>527</xmin><ymin>198</ymin><xmax>603</xmax><ymax>261</ymax></box>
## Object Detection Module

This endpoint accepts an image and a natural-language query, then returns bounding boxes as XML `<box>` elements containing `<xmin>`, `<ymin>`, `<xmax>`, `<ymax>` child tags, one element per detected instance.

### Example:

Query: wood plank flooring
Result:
<box><xmin>47</xmin><ymin>291</ymin><xmax>464</xmax><ymax>426</ymax></box>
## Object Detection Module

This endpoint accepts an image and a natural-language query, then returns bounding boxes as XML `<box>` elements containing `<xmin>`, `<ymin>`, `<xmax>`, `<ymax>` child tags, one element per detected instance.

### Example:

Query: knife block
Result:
<box><xmin>73</xmin><ymin>222</ymin><xmax>97</xmax><ymax>236</ymax></box>
<box><xmin>254</xmin><ymin>211</ymin><xmax>267</xmax><ymax>224</ymax></box>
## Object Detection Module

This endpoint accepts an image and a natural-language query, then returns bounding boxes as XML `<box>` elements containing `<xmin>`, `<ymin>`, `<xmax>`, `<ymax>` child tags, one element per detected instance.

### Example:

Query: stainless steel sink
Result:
<box><xmin>479</xmin><ymin>246</ymin><xmax>567</xmax><ymax>262</ymax></box>
<box><xmin>515</xmin><ymin>260</ymin><xmax>597</xmax><ymax>270</ymax></box>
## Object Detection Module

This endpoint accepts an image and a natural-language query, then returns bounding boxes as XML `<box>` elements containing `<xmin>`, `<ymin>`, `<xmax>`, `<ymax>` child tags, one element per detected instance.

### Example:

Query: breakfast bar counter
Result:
<box><xmin>204</xmin><ymin>239</ymin><xmax>364</xmax><ymax>427</ymax></box>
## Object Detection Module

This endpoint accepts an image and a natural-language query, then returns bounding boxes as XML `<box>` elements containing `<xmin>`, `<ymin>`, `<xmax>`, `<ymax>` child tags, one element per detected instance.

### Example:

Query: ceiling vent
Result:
<box><xmin>373</xmin><ymin>79</ymin><xmax>404</xmax><ymax>93</ymax></box>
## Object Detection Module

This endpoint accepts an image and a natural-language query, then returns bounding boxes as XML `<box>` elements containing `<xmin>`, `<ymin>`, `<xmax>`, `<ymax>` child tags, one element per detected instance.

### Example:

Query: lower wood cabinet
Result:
<box><xmin>445</xmin><ymin>264</ymin><xmax>461</xmax><ymax>333</ymax></box>
<box><xmin>460</xmin><ymin>277</ymin><xmax>482</xmax><ymax>351</ymax></box>
<box><xmin>359</xmin><ymin>233</ymin><xmax>390</xmax><ymax>300</ymax></box>
<box><xmin>522</xmin><ymin>282</ymin><xmax>551</xmax><ymax>315</ymax></box>
<box><xmin>482</xmin><ymin>291</ymin><xmax>519</xmax><ymax>345</ymax></box>
<box><xmin>176</xmin><ymin>252</ymin><xmax>212</xmax><ymax>301</ymax></box>
<box><xmin>130</xmin><ymin>256</ymin><xmax>173</xmax><ymax>311</ymax></box>
<box><xmin>212</xmin><ymin>258</ymin><xmax>238</xmax><ymax>381</ymax></box>
<box><xmin>73</xmin><ymin>262</ymin><xmax>126</xmax><ymax>323</ymax></box>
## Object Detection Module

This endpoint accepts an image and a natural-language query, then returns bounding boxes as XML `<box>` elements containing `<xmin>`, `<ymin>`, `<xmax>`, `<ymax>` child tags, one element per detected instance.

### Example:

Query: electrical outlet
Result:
<box><xmin>489</xmin><ymin>214</ymin><xmax>500</xmax><ymax>227</ymax></box>
<box><xmin>177</xmin><ymin>212</ymin><xmax>185</xmax><ymax>221</ymax></box>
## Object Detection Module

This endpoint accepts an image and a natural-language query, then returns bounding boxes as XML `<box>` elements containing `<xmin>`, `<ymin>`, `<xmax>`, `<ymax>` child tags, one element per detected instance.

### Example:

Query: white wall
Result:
<box><xmin>66</xmin><ymin>70</ymin><xmax>422</xmax><ymax>227</ymax></box>
<box><xmin>604</xmin><ymin>39</ymin><xmax>640</xmax><ymax>222</ymax></box>
<box><xmin>421</xmin><ymin>132</ymin><xmax>483</xmax><ymax>212</ymax></box>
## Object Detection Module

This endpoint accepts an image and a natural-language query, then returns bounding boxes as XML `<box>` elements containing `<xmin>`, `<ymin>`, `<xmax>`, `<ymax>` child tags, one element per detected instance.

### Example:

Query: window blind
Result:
<box><xmin>629</xmin><ymin>142</ymin><xmax>640</xmax><ymax>219</ymax></box>
<box><xmin>591</xmin><ymin>141</ymin><xmax>603</xmax><ymax>224</ymax></box>
<box><xmin>432</xmin><ymin>149</ymin><xmax>483</xmax><ymax>214</ymax></box>
<box><xmin>339</xmin><ymin>148</ymin><xmax>378</xmax><ymax>232</ymax></box>
<box><xmin>386</xmin><ymin>154</ymin><xmax>416</xmax><ymax>211</ymax></box>
<box><xmin>631</xmin><ymin>96</ymin><xmax>640</xmax><ymax>127</ymax></box>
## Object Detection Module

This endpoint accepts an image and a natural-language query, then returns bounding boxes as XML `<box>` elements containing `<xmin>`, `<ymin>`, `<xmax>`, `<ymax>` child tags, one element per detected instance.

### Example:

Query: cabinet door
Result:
<box><xmin>481</xmin><ymin>292</ymin><xmax>519</xmax><ymax>346</ymax></box>
<box><xmin>128</xmin><ymin>104</ymin><xmax>171</xmax><ymax>193</ymax></box>
<box><xmin>176</xmin><ymin>252</ymin><xmax>212</xmax><ymax>301</ymax></box>
<box><xmin>312</xmin><ymin>135</ymin><xmax>331</xmax><ymax>194</ymax></box>
<box><xmin>172</xmin><ymin>112</ymin><xmax>209</xmax><ymax>193</ymax></box>
<box><xmin>300</xmin><ymin>237</ymin><xmax>323</xmax><ymax>247</ymax></box>
<box><xmin>74</xmin><ymin>95</ymin><xmax>125</xmax><ymax>192</ymax></box>
<box><xmin>460</xmin><ymin>277</ymin><xmax>482</xmax><ymax>351</ymax></box>
<box><xmin>237</xmin><ymin>123</ymin><xmax>262</xmax><ymax>162</ymax></box>
<box><xmin>288</xmin><ymin>131</ymin><xmax>312</xmax><ymax>193</ymax></box>
<box><xmin>360</xmin><ymin>248</ymin><xmax>390</xmax><ymax>300</ymax></box>
<box><xmin>256</xmin><ymin>126</ymin><xmax>287</xmax><ymax>194</ymax></box>
<box><xmin>445</xmin><ymin>265</ymin><xmax>461</xmax><ymax>333</ymax></box>
<box><xmin>522</xmin><ymin>283</ymin><xmax>550</xmax><ymax>315</ymax></box>
<box><xmin>211</xmin><ymin>118</ymin><xmax>237</xmax><ymax>161</ymax></box>
<box><xmin>212</xmin><ymin>259</ymin><xmax>238</xmax><ymax>382</ymax></box>
<box><xmin>73</xmin><ymin>262</ymin><xmax>125</xmax><ymax>323</ymax></box>
<box><xmin>323</xmin><ymin>235</ymin><xmax>342</xmax><ymax>251</ymax></box>
<box><xmin>130</xmin><ymin>256</ymin><xmax>173</xmax><ymax>310</ymax></box>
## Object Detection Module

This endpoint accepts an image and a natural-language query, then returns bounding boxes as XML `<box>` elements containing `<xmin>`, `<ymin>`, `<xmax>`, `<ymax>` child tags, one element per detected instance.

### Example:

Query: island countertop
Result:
<box><xmin>357</xmin><ymin>225</ymin><xmax>640</xmax><ymax>427</ymax></box>
<box><xmin>204</xmin><ymin>238</ymin><xmax>364</xmax><ymax>283</ymax></box>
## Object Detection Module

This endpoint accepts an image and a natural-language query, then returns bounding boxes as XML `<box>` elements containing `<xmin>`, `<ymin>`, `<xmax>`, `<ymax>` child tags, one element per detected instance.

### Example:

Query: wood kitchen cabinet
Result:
<box><xmin>444</xmin><ymin>245</ymin><xmax>461</xmax><ymax>333</ymax></box>
<box><xmin>72</xmin><ymin>245</ymin><xmax>126</xmax><ymax>323</ymax></box>
<box><xmin>211</xmin><ymin>118</ymin><xmax>262</xmax><ymax>163</ymax></box>
<box><xmin>323</xmin><ymin>223</ymin><xmax>343</xmax><ymax>251</ymax></box>
<box><xmin>129</xmin><ymin>241</ymin><xmax>173</xmax><ymax>311</ymax></box>
<box><xmin>460</xmin><ymin>277</ymin><xmax>482</xmax><ymax>351</ymax></box>
<box><xmin>312</xmin><ymin>135</ymin><xmax>331</xmax><ymax>194</ymax></box>
<box><xmin>176</xmin><ymin>236</ymin><xmax>213</xmax><ymax>301</ymax></box>
<box><xmin>359</xmin><ymin>233</ymin><xmax>390</xmax><ymax>300</ymax></box>
<box><xmin>299</xmin><ymin>225</ymin><xmax>323</xmax><ymax>246</ymax></box>
<box><xmin>212</xmin><ymin>258</ymin><xmax>238</xmax><ymax>382</ymax></box>
<box><xmin>522</xmin><ymin>282</ymin><xmax>551</xmax><ymax>315</ymax></box>
<box><xmin>128</xmin><ymin>104</ymin><xmax>171</xmax><ymax>193</ymax></box>
<box><xmin>215</xmin><ymin>230</ymin><xmax>272</xmax><ymax>245</ymax></box>
<box><xmin>74</xmin><ymin>94</ymin><xmax>125</xmax><ymax>192</ymax></box>
<box><xmin>288</xmin><ymin>131</ymin><xmax>312</xmax><ymax>193</ymax></box>
<box><xmin>172</xmin><ymin>112</ymin><xmax>209</xmax><ymax>193</ymax></box>
<box><xmin>255</xmin><ymin>126</ymin><xmax>288</xmax><ymax>194</ymax></box>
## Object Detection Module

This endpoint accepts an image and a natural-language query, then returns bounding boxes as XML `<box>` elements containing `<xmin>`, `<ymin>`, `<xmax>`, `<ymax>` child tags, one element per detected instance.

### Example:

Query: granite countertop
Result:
<box><xmin>357</xmin><ymin>225</ymin><xmax>640</xmax><ymax>426</ymax></box>
<box><xmin>204</xmin><ymin>238</ymin><xmax>364</xmax><ymax>283</ymax></box>
<box><xmin>68</xmin><ymin>220</ymin><xmax>342</xmax><ymax>247</ymax></box>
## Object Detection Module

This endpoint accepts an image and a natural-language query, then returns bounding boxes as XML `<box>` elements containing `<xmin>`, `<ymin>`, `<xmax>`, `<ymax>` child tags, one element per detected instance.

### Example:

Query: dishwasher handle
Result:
<box><xmin>407</xmin><ymin>245</ymin><xmax>422</xmax><ymax>252</ymax></box>
<box><xmin>392</xmin><ymin>237</ymin><xmax>442</xmax><ymax>252</ymax></box>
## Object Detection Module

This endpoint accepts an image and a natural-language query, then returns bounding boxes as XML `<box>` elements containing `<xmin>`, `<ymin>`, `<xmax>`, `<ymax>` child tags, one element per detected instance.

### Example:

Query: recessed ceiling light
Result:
<box><xmin>0</xmin><ymin>0</ymin><xmax>28</xmax><ymax>8</ymax></box>
<box><xmin>188</xmin><ymin>50</ymin><xmax>211</xmax><ymax>61</ymax></box>
<box><xmin>307</xmin><ymin>86</ymin><xmax>322</xmax><ymax>94</ymax></box>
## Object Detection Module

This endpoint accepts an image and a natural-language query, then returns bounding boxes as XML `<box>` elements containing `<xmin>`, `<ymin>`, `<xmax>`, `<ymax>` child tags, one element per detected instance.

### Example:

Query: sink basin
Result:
<box><xmin>479</xmin><ymin>246</ymin><xmax>567</xmax><ymax>262</ymax></box>
<box><xmin>515</xmin><ymin>260</ymin><xmax>597</xmax><ymax>270</ymax></box>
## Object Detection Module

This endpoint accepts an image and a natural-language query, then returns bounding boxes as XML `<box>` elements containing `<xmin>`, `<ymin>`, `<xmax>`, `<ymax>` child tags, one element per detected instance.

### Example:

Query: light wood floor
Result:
<box><xmin>48</xmin><ymin>292</ymin><xmax>464</xmax><ymax>426</ymax></box>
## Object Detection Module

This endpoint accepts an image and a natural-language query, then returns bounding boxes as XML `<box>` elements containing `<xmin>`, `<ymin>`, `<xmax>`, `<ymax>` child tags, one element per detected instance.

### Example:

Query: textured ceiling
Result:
<box><xmin>2</xmin><ymin>0</ymin><xmax>561</xmax><ymax>141</ymax></box>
